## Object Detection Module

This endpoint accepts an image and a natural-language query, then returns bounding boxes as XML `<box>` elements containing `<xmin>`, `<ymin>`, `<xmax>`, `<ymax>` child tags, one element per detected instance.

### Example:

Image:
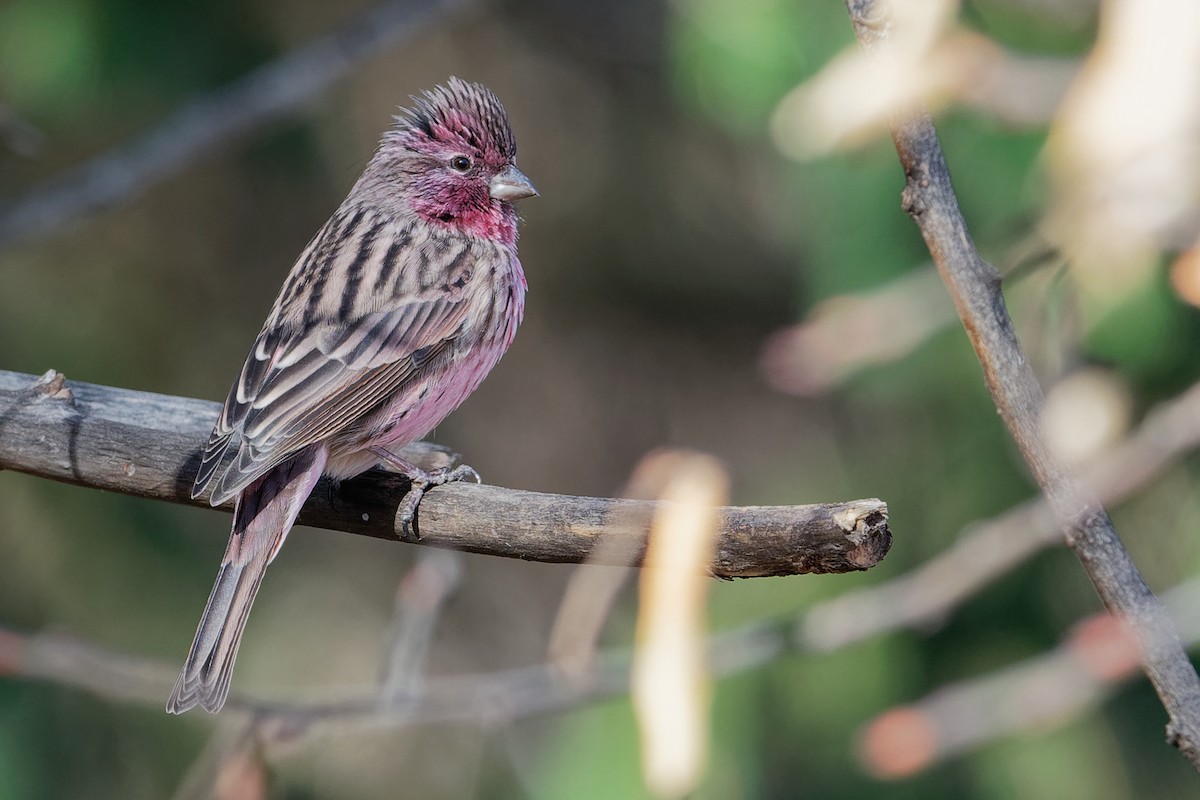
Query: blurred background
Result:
<box><xmin>3</xmin><ymin>0</ymin><xmax>1200</xmax><ymax>797</ymax></box>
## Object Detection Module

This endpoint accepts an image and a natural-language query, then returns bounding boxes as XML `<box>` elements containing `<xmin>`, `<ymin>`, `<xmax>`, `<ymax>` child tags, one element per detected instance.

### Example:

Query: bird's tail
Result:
<box><xmin>166</xmin><ymin>446</ymin><xmax>327</xmax><ymax>714</ymax></box>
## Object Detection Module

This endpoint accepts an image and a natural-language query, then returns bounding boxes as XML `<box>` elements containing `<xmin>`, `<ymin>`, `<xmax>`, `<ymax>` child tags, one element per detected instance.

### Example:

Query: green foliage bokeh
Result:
<box><xmin>1</xmin><ymin>0</ymin><xmax>1197</xmax><ymax>798</ymax></box>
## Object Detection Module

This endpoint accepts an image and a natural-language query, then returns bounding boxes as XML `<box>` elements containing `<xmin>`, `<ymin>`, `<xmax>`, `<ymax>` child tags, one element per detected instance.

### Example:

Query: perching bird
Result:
<box><xmin>167</xmin><ymin>78</ymin><xmax>537</xmax><ymax>714</ymax></box>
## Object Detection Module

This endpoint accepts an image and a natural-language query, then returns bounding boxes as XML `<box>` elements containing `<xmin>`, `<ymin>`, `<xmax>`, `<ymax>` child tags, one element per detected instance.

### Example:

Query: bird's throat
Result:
<box><xmin>412</xmin><ymin>198</ymin><xmax>519</xmax><ymax>246</ymax></box>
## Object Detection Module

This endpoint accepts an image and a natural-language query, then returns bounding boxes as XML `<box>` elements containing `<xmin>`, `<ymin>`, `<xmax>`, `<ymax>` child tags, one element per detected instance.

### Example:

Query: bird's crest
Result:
<box><xmin>391</xmin><ymin>77</ymin><xmax>516</xmax><ymax>162</ymax></box>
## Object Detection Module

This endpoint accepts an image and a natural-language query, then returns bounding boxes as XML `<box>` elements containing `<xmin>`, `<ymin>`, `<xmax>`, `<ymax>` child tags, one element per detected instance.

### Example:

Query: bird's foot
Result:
<box><xmin>370</xmin><ymin>448</ymin><xmax>481</xmax><ymax>540</ymax></box>
<box><xmin>395</xmin><ymin>464</ymin><xmax>481</xmax><ymax>540</ymax></box>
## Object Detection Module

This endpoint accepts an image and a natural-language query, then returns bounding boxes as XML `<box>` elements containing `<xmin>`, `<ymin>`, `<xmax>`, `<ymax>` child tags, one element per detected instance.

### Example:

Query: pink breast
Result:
<box><xmin>375</xmin><ymin>263</ymin><xmax>524</xmax><ymax>449</ymax></box>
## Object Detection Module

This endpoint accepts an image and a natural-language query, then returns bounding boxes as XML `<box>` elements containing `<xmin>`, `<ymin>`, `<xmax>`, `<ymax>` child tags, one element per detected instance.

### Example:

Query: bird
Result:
<box><xmin>166</xmin><ymin>78</ymin><xmax>537</xmax><ymax>714</ymax></box>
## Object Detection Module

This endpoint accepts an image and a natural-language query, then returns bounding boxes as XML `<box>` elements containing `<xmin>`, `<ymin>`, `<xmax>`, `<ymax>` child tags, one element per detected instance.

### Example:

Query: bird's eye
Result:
<box><xmin>450</xmin><ymin>156</ymin><xmax>472</xmax><ymax>172</ymax></box>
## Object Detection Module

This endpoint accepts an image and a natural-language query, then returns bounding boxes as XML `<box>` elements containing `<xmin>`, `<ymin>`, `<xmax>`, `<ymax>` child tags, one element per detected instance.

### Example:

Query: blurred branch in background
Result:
<box><xmin>631</xmin><ymin>452</ymin><xmax>727</xmax><ymax>798</ymax></box>
<box><xmin>171</xmin><ymin>723</ymin><xmax>267</xmax><ymax>800</ymax></box>
<box><xmin>0</xmin><ymin>369</ymin><xmax>892</xmax><ymax>577</ymax></box>
<box><xmin>802</xmin><ymin>375</ymin><xmax>1200</xmax><ymax>650</ymax></box>
<box><xmin>760</xmin><ymin>266</ymin><xmax>956</xmax><ymax>396</ymax></box>
<box><xmin>379</xmin><ymin>549</ymin><xmax>464</xmax><ymax>706</ymax></box>
<box><xmin>839</xmin><ymin>0</ymin><xmax>1200</xmax><ymax>770</ymax></box>
<box><xmin>1045</xmin><ymin>0</ymin><xmax>1200</xmax><ymax>293</ymax></box>
<box><xmin>761</xmin><ymin>234</ymin><xmax>1060</xmax><ymax>397</ymax></box>
<box><xmin>0</xmin><ymin>0</ymin><xmax>467</xmax><ymax>249</ymax></box>
<box><xmin>10</xmin><ymin>561</ymin><xmax>1200</xmax><ymax>783</ymax></box>
<box><xmin>174</xmin><ymin>549</ymin><xmax>465</xmax><ymax>799</ymax></box>
<box><xmin>857</xmin><ymin>575</ymin><xmax>1200</xmax><ymax>779</ymax></box>
<box><xmin>0</xmin><ymin>609</ymin><xmax>791</xmax><ymax>736</ymax></box>
<box><xmin>772</xmin><ymin>0</ymin><xmax>1080</xmax><ymax>159</ymax></box>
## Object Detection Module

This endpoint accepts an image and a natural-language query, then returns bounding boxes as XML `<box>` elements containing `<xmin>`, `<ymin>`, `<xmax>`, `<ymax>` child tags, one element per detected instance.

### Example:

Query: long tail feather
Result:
<box><xmin>167</xmin><ymin>446</ymin><xmax>327</xmax><ymax>714</ymax></box>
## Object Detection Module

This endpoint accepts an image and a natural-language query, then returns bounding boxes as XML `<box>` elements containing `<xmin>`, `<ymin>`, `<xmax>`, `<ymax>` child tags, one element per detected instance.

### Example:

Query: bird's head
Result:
<box><xmin>382</xmin><ymin>78</ymin><xmax>537</xmax><ymax>242</ymax></box>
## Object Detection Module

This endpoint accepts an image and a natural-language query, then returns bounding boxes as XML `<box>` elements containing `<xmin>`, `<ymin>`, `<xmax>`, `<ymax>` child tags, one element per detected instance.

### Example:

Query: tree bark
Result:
<box><xmin>0</xmin><ymin>369</ymin><xmax>891</xmax><ymax>577</ymax></box>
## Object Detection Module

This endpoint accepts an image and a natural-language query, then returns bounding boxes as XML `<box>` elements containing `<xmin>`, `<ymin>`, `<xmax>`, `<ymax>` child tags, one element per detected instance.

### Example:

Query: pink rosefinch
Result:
<box><xmin>166</xmin><ymin>78</ymin><xmax>537</xmax><ymax>714</ymax></box>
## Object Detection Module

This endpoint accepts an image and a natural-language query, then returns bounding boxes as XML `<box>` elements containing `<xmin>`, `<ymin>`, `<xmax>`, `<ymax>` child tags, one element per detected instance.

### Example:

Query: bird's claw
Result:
<box><xmin>396</xmin><ymin>463</ymin><xmax>482</xmax><ymax>541</ymax></box>
<box><xmin>444</xmin><ymin>464</ymin><xmax>482</xmax><ymax>485</ymax></box>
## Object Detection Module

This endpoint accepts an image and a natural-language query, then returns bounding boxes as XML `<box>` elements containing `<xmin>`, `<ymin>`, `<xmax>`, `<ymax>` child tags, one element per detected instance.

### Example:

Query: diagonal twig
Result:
<box><xmin>843</xmin><ymin>0</ymin><xmax>1200</xmax><ymax>769</ymax></box>
<box><xmin>858</xmin><ymin>575</ymin><xmax>1200</xmax><ymax>778</ymax></box>
<box><xmin>803</xmin><ymin>376</ymin><xmax>1200</xmax><ymax>650</ymax></box>
<box><xmin>379</xmin><ymin>549</ymin><xmax>463</xmax><ymax>705</ymax></box>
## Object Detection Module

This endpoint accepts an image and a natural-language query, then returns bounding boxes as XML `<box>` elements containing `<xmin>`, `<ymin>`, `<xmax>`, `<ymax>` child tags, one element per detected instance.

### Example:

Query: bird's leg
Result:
<box><xmin>370</xmin><ymin>447</ymin><xmax>481</xmax><ymax>540</ymax></box>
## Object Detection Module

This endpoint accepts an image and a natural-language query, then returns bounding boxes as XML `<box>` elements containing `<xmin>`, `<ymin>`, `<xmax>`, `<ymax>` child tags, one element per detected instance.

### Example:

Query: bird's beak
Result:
<box><xmin>489</xmin><ymin>165</ymin><xmax>538</xmax><ymax>202</ymax></box>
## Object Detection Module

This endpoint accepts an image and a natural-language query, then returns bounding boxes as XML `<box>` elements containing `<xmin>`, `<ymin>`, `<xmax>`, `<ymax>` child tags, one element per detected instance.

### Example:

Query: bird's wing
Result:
<box><xmin>194</xmin><ymin>211</ymin><xmax>480</xmax><ymax>506</ymax></box>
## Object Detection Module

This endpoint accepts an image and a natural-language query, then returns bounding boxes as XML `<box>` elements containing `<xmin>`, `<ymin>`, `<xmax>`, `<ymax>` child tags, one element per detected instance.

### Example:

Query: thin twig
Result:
<box><xmin>843</xmin><ymin>0</ymin><xmax>1200</xmax><ymax>768</ymax></box>
<box><xmin>9</xmin><ymin>571</ymin><xmax>1200</xmax><ymax>760</ymax></box>
<box><xmin>760</xmin><ymin>266</ymin><xmax>955</xmax><ymax>396</ymax></box>
<box><xmin>0</xmin><ymin>617</ymin><xmax>793</xmax><ymax>736</ymax></box>
<box><xmin>857</xmin><ymin>576</ymin><xmax>1200</xmax><ymax>778</ymax></box>
<box><xmin>803</xmin><ymin>377</ymin><xmax>1200</xmax><ymax>650</ymax></box>
<box><xmin>171</xmin><ymin>723</ymin><xmax>266</xmax><ymax>800</ymax></box>
<box><xmin>0</xmin><ymin>369</ymin><xmax>892</xmax><ymax>577</ymax></box>
<box><xmin>0</xmin><ymin>0</ymin><xmax>466</xmax><ymax>248</ymax></box>
<box><xmin>760</xmin><ymin>237</ymin><xmax>1059</xmax><ymax>397</ymax></box>
<box><xmin>379</xmin><ymin>549</ymin><xmax>463</xmax><ymax>705</ymax></box>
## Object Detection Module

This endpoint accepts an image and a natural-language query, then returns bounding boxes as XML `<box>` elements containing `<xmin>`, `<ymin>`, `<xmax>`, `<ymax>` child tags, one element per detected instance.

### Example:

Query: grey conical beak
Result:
<box><xmin>489</xmin><ymin>165</ymin><xmax>538</xmax><ymax>202</ymax></box>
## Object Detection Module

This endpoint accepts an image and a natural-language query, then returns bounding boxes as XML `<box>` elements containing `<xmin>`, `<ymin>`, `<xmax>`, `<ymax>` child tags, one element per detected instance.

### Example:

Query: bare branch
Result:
<box><xmin>760</xmin><ymin>266</ymin><xmax>955</xmax><ymax>396</ymax></box>
<box><xmin>803</xmin><ymin>376</ymin><xmax>1200</xmax><ymax>649</ymax></box>
<box><xmin>0</xmin><ymin>0</ymin><xmax>466</xmax><ymax>248</ymax></box>
<box><xmin>844</xmin><ymin>0</ymin><xmax>1200</xmax><ymax>768</ymax></box>
<box><xmin>858</xmin><ymin>576</ymin><xmax>1200</xmax><ymax>778</ymax></box>
<box><xmin>760</xmin><ymin>237</ymin><xmax>1060</xmax><ymax>397</ymax></box>
<box><xmin>0</xmin><ymin>616</ymin><xmax>794</xmax><ymax>735</ymax></box>
<box><xmin>0</xmin><ymin>369</ymin><xmax>892</xmax><ymax>577</ymax></box>
<box><xmin>772</xmin><ymin>15</ymin><xmax>1080</xmax><ymax>160</ymax></box>
<box><xmin>379</xmin><ymin>549</ymin><xmax>463</xmax><ymax>704</ymax></box>
<box><xmin>171</xmin><ymin>723</ymin><xmax>265</xmax><ymax>800</ymax></box>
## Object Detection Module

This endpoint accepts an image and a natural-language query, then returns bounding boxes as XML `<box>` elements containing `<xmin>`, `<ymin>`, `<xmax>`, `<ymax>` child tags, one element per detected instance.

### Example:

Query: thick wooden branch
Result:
<box><xmin>0</xmin><ymin>370</ymin><xmax>891</xmax><ymax>577</ymax></box>
<box><xmin>843</xmin><ymin>0</ymin><xmax>1200</xmax><ymax>768</ymax></box>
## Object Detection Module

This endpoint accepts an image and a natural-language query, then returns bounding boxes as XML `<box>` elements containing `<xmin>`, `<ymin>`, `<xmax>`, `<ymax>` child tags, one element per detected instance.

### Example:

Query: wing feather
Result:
<box><xmin>194</xmin><ymin>208</ymin><xmax>480</xmax><ymax>506</ymax></box>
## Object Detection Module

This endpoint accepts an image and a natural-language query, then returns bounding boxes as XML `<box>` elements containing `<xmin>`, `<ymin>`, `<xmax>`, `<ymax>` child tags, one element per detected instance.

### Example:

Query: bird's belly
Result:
<box><xmin>376</xmin><ymin>351</ymin><xmax>500</xmax><ymax>446</ymax></box>
<box><xmin>324</xmin><ymin>340</ymin><xmax>508</xmax><ymax>480</ymax></box>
